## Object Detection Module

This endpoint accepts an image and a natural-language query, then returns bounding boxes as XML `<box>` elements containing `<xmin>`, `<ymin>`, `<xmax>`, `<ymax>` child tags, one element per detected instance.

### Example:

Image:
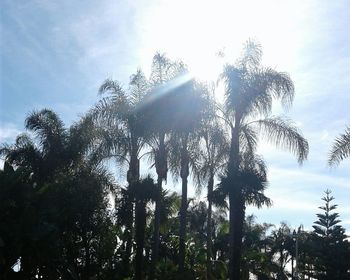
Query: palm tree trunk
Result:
<box><xmin>150</xmin><ymin>133</ymin><xmax>166</xmax><ymax>279</ymax></box>
<box><xmin>178</xmin><ymin>138</ymin><xmax>189</xmax><ymax>274</ymax></box>
<box><xmin>123</xmin><ymin>201</ymin><xmax>134</xmax><ymax>277</ymax></box>
<box><xmin>178</xmin><ymin>173</ymin><xmax>188</xmax><ymax>274</ymax></box>
<box><xmin>135</xmin><ymin>201</ymin><xmax>147</xmax><ymax>280</ymax></box>
<box><xmin>206</xmin><ymin>172</ymin><xmax>214</xmax><ymax>279</ymax></box>
<box><xmin>150</xmin><ymin>177</ymin><xmax>162</xmax><ymax>280</ymax></box>
<box><xmin>229</xmin><ymin>189</ymin><xmax>245</xmax><ymax>280</ymax></box>
<box><xmin>124</xmin><ymin>147</ymin><xmax>140</xmax><ymax>277</ymax></box>
<box><xmin>82</xmin><ymin>231</ymin><xmax>91</xmax><ymax>280</ymax></box>
<box><xmin>236</xmin><ymin>199</ymin><xmax>246</xmax><ymax>278</ymax></box>
<box><xmin>228</xmin><ymin>115</ymin><xmax>242</xmax><ymax>280</ymax></box>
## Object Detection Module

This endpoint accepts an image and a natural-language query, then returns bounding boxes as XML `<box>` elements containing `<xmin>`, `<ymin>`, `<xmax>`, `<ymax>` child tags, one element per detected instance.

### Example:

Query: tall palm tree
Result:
<box><xmin>91</xmin><ymin>70</ymin><xmax>148</xmax><ymax>182</ymax></box>
<box><xmin>169</xmin><ymin>131</ymin><xmax>196</xmax><ymax>274</ymax></box>
<box><xmin>167</xmin><ymin>79</ymin><xmax>209</xmax><ymax>274</ymax></box>
<box><xmin>129</xmin><ymin>176</ymin><xmax>158</xmax><ymax>280</ymax></box>
<box><xmin>89</xmin><ymin>70</ymin><xmax>148</xmax><ymax>276</ymax></box>
<box><xmin>213</xmin><ymin>151</ymin><xmax>272</xmax><ymax>279</ymax></box>
<box><xmin>328</xmin><ymin>126</ymin><xmax>350</xmax><ymax>166</ymax></box>
<box><xmin>219</xmin><ymin>40</ymin><xmax>309</xmax><ymax>280</ymax></box>
<box><xmin>141</xmin><ymin>53</ymin><xmax>184</xmax><ymax>279</ymax></box>
<box><xmin>195</xmin><ymin>104</ymin><xmax>230</xmax><ymax>279</ymax></box>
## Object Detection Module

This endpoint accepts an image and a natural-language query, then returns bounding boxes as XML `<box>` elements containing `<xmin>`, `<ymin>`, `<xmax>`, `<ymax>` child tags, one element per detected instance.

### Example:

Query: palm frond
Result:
<box><xmin>238</xmin><ymin>39</ymin><xmax>263</xmax><ymax>70</ymax></box>
<box><xmin>150</xmin><ymin>52</ymin><xmax>180</xmax><ymax>85</ymax></box>
<box><xmin>220</xmin><ymin>40</ymin><xmax>295</xmax><ymax>119</ymax></box>
<box><xmin>328</xmin><ymin>126</ymin><xmax>350</xmax><ymax>166</ymax></box>
<box><xmin>25</xmin><ymin>109</ymin><xmax>67</xmax><ymax>155</ymax></box>
<box><xmin>240</xmin><ymin>124</ymin><xmax>258</xmax><ymax>154</ymax></box>
<box><xmin>245</xmin><ymin>192</ymin><xmax>272</xmax><ymax>209</ymax></box>
<box><xmin>219</xmin><ymin>64</ymin><xmax>243</xmax><ymax>114</ymax></box>
<box><xmin>129</xmin><ymin>69</ymin><xmax>149</xmax><ymax>106</ymax></box>
<box><xmin>68</xmin><ymin>115</ymin><xmax>98</xmax><ymax>163</ymax></box>
<box><xmin>99</xmin><ymin>79</ymin><xmax>124</xmax><ymax>96</ymax></box>
<box><xmin>240</xmin><ymin>152</ymin><xmax>267</xmax><ymax>178</ymax></box>
<box><xmin>211</xmin><ymin>183</ymin><xmax>229</xmax><ymax>210</ymax></box>
<box><xmin>240</xmin><ymin>67</ymin><xmax>294</xmax><ymax>117</ymax></box>
<box><xmin>0</xmin><ymin>133</ymin><xmax>40</xmax><ymax>168</ymax></box>
<box><xmin>258</xmin><ymin>67</ymin><xmax>295</xmax><ymax>110</ymax></box>
<box><xmin>251</xmin><ymin>116</ymin><xmax>309</xmax><ymax>164</ymax></box>
<box><xmin>89</xmin><ymin>127</ymin><xmax>129</xmax><ymax>166</ymax></box>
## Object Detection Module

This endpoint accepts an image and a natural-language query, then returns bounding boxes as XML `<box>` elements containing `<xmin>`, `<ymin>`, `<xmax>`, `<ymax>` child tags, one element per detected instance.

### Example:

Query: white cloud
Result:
<box><xmin>268</xmin><ymin>166</ymin><xmax>350</xmax><ymax>191</ymax></box>
<box><xmin>0</xmin><ymin>123</ymin><xmax>22</xmax><ymax>143</ymax></box>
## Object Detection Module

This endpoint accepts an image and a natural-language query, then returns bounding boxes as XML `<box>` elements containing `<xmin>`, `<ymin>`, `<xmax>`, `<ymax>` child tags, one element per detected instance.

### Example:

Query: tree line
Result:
<box><xmin>1</xmin><ymin>40</ymin><xmax>349</xmax><ymax>280</ymax></box>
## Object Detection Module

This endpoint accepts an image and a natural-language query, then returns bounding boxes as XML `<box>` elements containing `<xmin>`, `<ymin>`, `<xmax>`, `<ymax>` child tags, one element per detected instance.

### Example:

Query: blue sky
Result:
<box><xmin>1</xmin><ymin>0</ymin><xmax>350</xmax><ymax>232</ymax></box>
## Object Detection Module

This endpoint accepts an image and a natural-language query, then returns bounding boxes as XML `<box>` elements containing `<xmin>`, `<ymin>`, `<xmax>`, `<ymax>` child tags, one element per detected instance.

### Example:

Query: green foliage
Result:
<box><xmin>308</xmin><ymin>190</ymin><xmax>350</xmax><ymax>280</ymax></box>
<box><xmin>0</xmin><ymin>110</ymin><xmax>117</xmax><ymax>280</ymax></box>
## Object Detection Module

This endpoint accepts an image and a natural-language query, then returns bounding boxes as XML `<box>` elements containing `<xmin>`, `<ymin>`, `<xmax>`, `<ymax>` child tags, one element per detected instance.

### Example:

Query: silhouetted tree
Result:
<box><xmin>0</xmin><ymin>109</ymin><xmax>115</xmax><ymax>280</ymax></box>
<box><xmin>219</xmin><ymin>40</ymin><xmax>309</xmax><ymax>280</ymax></box>
<box><xmin>309</xmin><ymin>190</ymin><xmax>350</xmax><ymax>280</ymax></box>
<box><xmin>90</xmin><ymin>71</ymin><xmax>148</xmax><ymax>276</ymax></box>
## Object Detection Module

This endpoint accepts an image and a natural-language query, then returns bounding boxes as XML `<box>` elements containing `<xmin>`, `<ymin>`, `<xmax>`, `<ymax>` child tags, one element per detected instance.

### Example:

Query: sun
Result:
<box><xmin>139</xmin><ymin>0</ymin><xmax>242</xmax><ymax>82</ymax></box>
<box><xmin>187</xmin><ymin>52</ymin><xmax>224</xmax><ymax>83</ymax></box>
<box><xmin>140</xmin><ymin>0</ymin><xmax>299</xmax><ymax>85</ymax></box>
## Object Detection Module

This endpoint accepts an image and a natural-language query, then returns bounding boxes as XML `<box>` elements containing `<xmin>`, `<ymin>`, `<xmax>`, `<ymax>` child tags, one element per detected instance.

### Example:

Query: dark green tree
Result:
<box><xmin>310</xmin><ymin>190</ymin><xmax>350</xmax><ymax>280</ymax></box>
<box><xmin>269</xmin><ymin>222</ymin><xmax>292</xmax><ymax>280</ymax></box>
<box><xmin>0</xmin><ymin>161</ymin><xmax>34</xmax><ymax>279</ymax></box>
<box><xmin>241</xmin><ymin>215</ymin><xmax>276</xmax><ymax>280</ymax></box>
<box><xmin>0</xmin><ymin>109</ymin><xmax>116</xmax><ymax>280</ymax></box>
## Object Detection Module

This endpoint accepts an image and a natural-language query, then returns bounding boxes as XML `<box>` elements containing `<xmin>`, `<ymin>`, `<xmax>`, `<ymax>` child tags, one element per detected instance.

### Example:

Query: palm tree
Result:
<box><xmin>0</xmin><ymin>110</ymin><xmax>63</xmax><ymax>178</ymax></box>
<box><xmin>89</xmin><ymin>70</ymin><xmax>148</xmax><ymax>276</ymax></box>
<box><xmin>328</xmin><ymin>126</ymin><xmax>350</xmax><ymax>166</ymax></box>
<box><xmin>195</xmin><ymin>101</ymin><xmax>230</xmax><ymax>279</ymax></box>
<box><xmin>212</xmin><ymin>151</ymin><xmax>272</xmax><ymax>279</ymax></box>
<box><xmin>217</xmin><ymin>152</ymin><xmax>272</xmax><ymax>224</ymax></box>
<box><xmin>219</xmin><ymin>40</ymin><xmax>309</xmax><ymax>280</ymax></box>
<box><xmin>167</xmin><ymin>79</ymin><xmax>209</xmax><ymax>274</ymax></box>
<box><xmin>170</xmin><ymin>132</ymin><xmax>197</xmax><ymax>274</ymax></box>
<box><xmin>0</xmin><ymin>109</ymin><xmax>95</xmax><ymax>179</ymax></box>
<box><xmin>141</xmin><ymin>53</ymin><xmax>184</xmax><ymax>279</ymax></box>
<box><xmin>269</xmin><ymin>223</ymin><xmax>293</xmax><ymax>279</ymax></box>
<box><xmin>129</xmin><ymin>176</ymin><xmax>158</xmax><ymax>280</ymax></box>
<box><xmin>241</xmin><ymin>215</ymin><xmax>276</xmax><ymax>279</ymax></box>
<box><xmin>0</xmin><ymin>109</ymin><xmax>111</xmax><ymax>279</ymax></box>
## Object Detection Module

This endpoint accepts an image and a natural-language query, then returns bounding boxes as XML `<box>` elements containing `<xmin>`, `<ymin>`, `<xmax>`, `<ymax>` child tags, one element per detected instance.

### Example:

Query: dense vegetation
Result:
<box><xmin>1</xmin><ymin>41</ymin><xmax>350</xmax><ymax>280</ymax></box>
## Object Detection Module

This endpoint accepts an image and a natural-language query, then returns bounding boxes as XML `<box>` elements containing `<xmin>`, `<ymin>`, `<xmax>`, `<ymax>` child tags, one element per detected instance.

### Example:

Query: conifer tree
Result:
<box><xmin>310</xmin><ymin>190</ymin><xmax>350</xmax><ymax>280</ymax></box>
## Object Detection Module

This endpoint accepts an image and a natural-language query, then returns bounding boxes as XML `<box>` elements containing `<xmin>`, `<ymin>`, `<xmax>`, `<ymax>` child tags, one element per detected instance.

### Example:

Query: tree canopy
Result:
<box><xmin>1</xmin><ymin>41</ymin><xmax>349</xmax><ymax>280</ymax></box>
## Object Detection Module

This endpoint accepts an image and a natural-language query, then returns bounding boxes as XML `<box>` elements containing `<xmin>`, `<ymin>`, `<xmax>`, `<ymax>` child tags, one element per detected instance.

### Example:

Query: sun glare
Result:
<box><xmin>188</xmin><ymin>53</ymin><xmax>224</xmax><ymax>83</ymax></box>
<box><xmin>139</xmin><ymin>0</ymin><xmax>302</xmax><ymax>83</ymax></box>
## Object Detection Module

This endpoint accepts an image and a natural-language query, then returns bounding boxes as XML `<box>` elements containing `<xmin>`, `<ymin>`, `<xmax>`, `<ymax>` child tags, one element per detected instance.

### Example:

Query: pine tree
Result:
<box><xmin>310</xmin><ymin>190</ymin><xmax>350</xmax><ymax>280</ymax></box>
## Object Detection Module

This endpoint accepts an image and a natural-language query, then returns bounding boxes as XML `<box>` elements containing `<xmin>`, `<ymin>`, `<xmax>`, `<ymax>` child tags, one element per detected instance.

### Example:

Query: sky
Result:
<box><xmin>1</xmin><ymin>0</ymin><xmax>350</xmax><ymax>233</ymax></box>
